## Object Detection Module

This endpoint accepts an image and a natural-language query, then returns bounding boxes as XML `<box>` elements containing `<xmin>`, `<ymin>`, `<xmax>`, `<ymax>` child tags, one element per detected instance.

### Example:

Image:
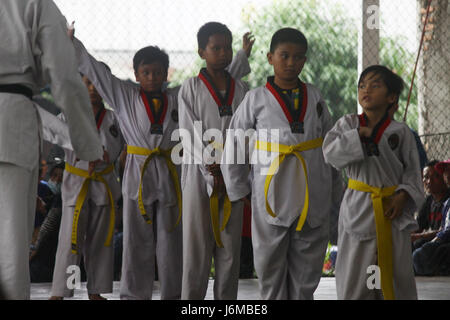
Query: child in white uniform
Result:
<box><xmin>49</xmin><ymin>74</ymin><xmax>124</xmax><ymax>300</ymax></box>
<box><xmin>221</xmin><ymin>28</ymin><xmax>341</xmax><ymax>300</ymax></box>
<box><xmin>179</xmin><ymin>22</ymin><xmax>254</xmax><ymax>300</ymax></box>
<box><xmin>323</xmin><ymin>65</ymin><xmax>424</xmax><ymax>300</ymax></box>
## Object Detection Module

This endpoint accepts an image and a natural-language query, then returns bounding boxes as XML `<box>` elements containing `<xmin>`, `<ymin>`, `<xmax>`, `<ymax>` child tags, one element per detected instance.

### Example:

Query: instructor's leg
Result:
<box><xmin>0</xmin><ymin>162</ymin><xmax>38</xmax><ymax>300</ymax></box>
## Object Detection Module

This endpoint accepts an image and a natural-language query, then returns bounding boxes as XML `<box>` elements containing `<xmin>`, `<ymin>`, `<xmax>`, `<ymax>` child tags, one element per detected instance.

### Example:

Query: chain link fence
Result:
<box><xmin>52</xmin><ymin>0</ymin><xmax>449</xmax><ymax>163</ymax></box>
<box><xmin>416</xmin><ymin>0</ymin><xmax>450</xmax><ymax>163</ymax></box>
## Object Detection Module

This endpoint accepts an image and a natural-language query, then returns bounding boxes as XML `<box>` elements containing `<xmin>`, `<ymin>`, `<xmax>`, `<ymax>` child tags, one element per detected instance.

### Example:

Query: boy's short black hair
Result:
<box><xmin>425</xmin><ymin>160</ymin><xmax>440</xmax><ymax>169</ymax></box>
<box><xmin>358</xmin><ymin>65</ymin><xmax>405</xmax><ymax>99</ymax></box>
<box><xmin>270</xmin><ymin>28</ymin><xmax>308</xmax><ymax>53</ymax></box>
<box><xmin>133</xmin><ymin>46</ymin><xmax>169</xmax><ymax>73</ymax></box>
<box><xmin>197</xmin><ymin>22</ymin><xmax>232</xmax><ymax>50</ymax></box>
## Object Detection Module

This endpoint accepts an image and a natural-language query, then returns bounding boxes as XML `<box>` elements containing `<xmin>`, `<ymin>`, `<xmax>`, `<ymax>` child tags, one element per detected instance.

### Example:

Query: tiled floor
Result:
<box><xmin>30</xmin><ymin>277</ymin><xmax>450</xmax><ymax>300</ymax></box>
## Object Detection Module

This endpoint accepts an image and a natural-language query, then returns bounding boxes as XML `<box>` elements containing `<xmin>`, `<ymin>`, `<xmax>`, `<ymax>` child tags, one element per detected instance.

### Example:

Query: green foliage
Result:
<box><xmin>239</xmin><ymin>0</ymin><xmax>359</xmax><ymax>122</ymax></box>
<box><xmin>169</xmin><ymin>0</ymin><xmax>418</xmax><ymax>129</ymax></box>
<box><xmin>380</xmin><ymin>37</ymin><xmax>418</xmax><ymax>130</ymax></box>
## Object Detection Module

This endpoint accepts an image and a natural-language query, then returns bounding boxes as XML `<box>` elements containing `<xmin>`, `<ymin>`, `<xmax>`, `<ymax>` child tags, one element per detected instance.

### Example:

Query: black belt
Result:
<box><xmin>0</xmin><ymin>84</ymin><xmax>33</xmax><ymax>99</ymax></box>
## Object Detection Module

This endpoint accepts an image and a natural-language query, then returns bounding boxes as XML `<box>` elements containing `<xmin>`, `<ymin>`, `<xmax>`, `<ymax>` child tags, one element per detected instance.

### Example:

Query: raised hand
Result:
<box><xmin>242</xmin><ymin>32</ymin><xmax>255</xmax><ymax>58</ymax></box>
<box><xmin>67</xmin><ymin>21</ymin><xmax>75</xmax><ymax>41</ymax></box>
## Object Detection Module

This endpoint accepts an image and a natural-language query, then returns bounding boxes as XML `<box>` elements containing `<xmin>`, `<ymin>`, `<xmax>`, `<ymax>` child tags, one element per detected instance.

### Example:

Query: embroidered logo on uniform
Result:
<box><xmin>316</xmin><ymin>102</ymin><xmax>323</xmax><ymax>118</ymax></box>
<box><xmin>388</xmin><ymin>134</ymin><xmax>399</xmax><ymax>150</ymax></box>
<box><xmin>109</xmin><ymin>124</ymin><xmax>119</xmax><ymax>138</ymax></box>
<box><xmin>171</xmin><ymin>109</ymin><xmax>178</xmax><ymax>123</ymax></box>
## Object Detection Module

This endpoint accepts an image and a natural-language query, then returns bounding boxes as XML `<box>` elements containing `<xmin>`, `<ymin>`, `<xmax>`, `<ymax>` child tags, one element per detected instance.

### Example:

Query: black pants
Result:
<box><xmin>413</xmin><ymin>240</ymin><xmax>450</xmax><ymax>276</ymax></box>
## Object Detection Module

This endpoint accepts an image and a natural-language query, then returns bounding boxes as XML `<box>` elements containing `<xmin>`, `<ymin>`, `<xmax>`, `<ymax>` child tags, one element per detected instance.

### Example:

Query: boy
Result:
<box><xmin>179</xmin><ymin>22</ymin><xmax>254</xmax><ymax>300</ymax></box>
<box><xmin>323</xmin><ymin>65</ymin><xmax>424</xmax><ymax>300</ymax></box>
<box><xmin>69</xmin><ymin>25</ymin><xmax>252</xmax><ymax>300</ymax></box>
<box><xmin>221</xmin><ymin>27</ymin><xmax>341</xmax><ymax>300</ymax></box>
<box><xmin>47</xmin><ymin>74</ymin><xmax>124</xmax><ymax>300</ymax></box>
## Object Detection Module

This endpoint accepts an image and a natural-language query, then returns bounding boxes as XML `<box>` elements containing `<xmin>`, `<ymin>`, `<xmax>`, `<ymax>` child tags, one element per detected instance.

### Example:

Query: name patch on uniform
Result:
<box><xmin>109</xmin><ymin>124</ymin><xmax>119</xmax><ymax>138</ymax></box>
<box><xmin>171</xmin><ymin>109</ymin><xmax>178</xmax><ymax>123</ymax></box>
<box><xmin>150</xmin><ymin>123</ymin><xmax>163</xmax><ymax>135</ymax></box>
<box><xmin>290</xmin><ymin>121</ymin><xmax>304</xmax><ymax>134</ymax></box>
<box><xmin>366</xmin><ymin>141</ymin><xmax>380</xmax><ymax>157</ymax></box>
<box><xmin>219</xmin><ymin>106</ymin><xmax>233</xmax><ymax>117</ymax></box>
<box><xmin>388</xmin><ymin>134</ymin><xmax>399</xmax><ymax>150</ymax></box>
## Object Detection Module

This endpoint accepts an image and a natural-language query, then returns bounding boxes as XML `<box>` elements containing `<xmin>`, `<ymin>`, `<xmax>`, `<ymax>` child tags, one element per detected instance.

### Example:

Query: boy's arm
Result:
<box><xmin>72</xmin><ymin>36</ymin><xmax>132</xmax><ymax>115</ymax></box>
<box><xmin>323</xmin><ymin>115</ymin><xmax>365</xmax><ymax>170</ymax></box>
<box><xmin>435</xmin><ymin>202</ymin><xmax>450</xmax><ymax>242</ymax></box>
<box><xmin>36</xmin><ymin>4</ymin><xmax>102</xmax><ymax>161</ymax></box>
<box><xmin>221</xmin><ymin>94</ymin><xmax>255</xmax><ymax>202</ymax></box>
<box><xmin>178</xmin><ymin>80</ymin><xmax>215</xmax><ymax>189</ymax></box>
<box><xmin>226</xmin><ymin>33</ymin><xmax>254</xmax><ymax>80</ymax></box>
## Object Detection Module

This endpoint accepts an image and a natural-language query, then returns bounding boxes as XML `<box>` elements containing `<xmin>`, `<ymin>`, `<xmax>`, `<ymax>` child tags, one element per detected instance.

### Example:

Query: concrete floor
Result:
<box><xmin>30</xmin><ymin>277</ymin><xmax>450</xmax><ymax>300</ymax></box>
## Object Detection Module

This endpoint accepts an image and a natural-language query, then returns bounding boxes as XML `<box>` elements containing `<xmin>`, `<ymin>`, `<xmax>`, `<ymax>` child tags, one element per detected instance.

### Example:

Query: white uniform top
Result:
<box><xmin>221</xmin><ymin>83</ymin><xmax>337</xmax><ymax>228</ymax></box>
<box><xmin>74</xmin><ymin>38</ymin><xmax>250</xmax><ymax>206</ymax></box>
<box><xmin>60</xmin><ymin>110</ymin><xmax>124</xmax><ymax>206</ymax></box>
<box><xmin>178</xmin><ymin>73</ymin><xmax>249</xmax><ymax>197</ymax></box>
<box><xmin>323</xmin><ymin>114</ymin><xmax>424</xmax><ymax>240</ymax></box>
<box><xmin>0</xmin><ymin>0</ymin><xmax>102</xmax><ymax>168</ymax></box>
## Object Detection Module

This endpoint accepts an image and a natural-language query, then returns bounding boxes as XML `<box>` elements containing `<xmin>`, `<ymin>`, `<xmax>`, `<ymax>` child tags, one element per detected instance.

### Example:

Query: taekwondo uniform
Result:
<box><xmin>46</xmin><ymin>109</ymin><xmax>124</xmax><ymax>297</ymax></box>
<box><xmin>73</xmin><ymin>37</ymin><xmax>250</xmax><ymax>300</ymax></box>
<box><xmin>178</xmin><ymin>66</ymin><xmax>251</xmax><ymax>300</ymax></box>
<box><xmin>0</xmin><ymin>0</ymin><xmax>102</xmax><ymax>300</ymax></box>
<box><xmin>221</xmin><ymin>77</ymin><xmax>342</xmax><ymax>299</ymax></box>
<box><xmin>323</xmin><ymin>114</ymin><xmax>424</xmax><ymax>300</ymax></box>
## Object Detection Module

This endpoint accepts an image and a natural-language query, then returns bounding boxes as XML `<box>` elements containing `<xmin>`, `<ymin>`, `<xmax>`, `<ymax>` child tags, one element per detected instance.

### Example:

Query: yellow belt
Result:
<box><xmin>127</xmin><ymin>145</ymin><xmax>182</xmax><ymax>231</ymax></box>
<box><xmin>205</xmin><ymin>141</ymin><xmax>231</xmax><ymax>248</ymax></box>
<box><xmin>65</xmin><ymin>163</ymin><xmax>115</xmax><ymax>255</ymax></box>
<box><xmin>209</xmin><ymin>188</ymin><xmax>232</xmax><ymax>248</ymax></box>
<box><xmin>255</xmin><ymin>138</ymin><xmax>323</xmax><ymax>232</ymax></box>
<box><xmin>348</xmin><ymin>179</ymin><xmax>398</xmax><ymax>300</ymax></box>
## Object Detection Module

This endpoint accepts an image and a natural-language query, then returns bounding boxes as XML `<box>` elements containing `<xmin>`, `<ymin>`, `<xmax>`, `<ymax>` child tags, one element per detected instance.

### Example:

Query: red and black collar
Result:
<box><xmin>140</xmin><ymin>89</ymin><xmax>168</xmax><ymax>135</ymax></box>
<box><xmin>94</xmin><ymin>107</ymin><xmax>107</xmax><ymax>131</ymax></box>
<box><xmin>358</xmin><ymin>112</ymin><xmax>391</xmax><ymax>156</ymax></box>
<box><xmin>198</xmin><ymin>68</ymin><xmax>235</xmax><ymax>117</ymax></box>
<box><xmin>358</xmin><ymin>112</ymin><xmax>391</xmax><ymax>144</ymax></box>
<box><xmin>266</xmin><ymin>76</ymin><xmax>308</xmax><ymax>134</ymax></box>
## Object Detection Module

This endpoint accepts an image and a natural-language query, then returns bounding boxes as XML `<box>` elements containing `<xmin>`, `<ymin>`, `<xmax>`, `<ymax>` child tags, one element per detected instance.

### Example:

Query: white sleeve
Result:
<box><xmin>221</xmin><ymin>93</ymin><xmax>254</xmax><ymax>201</ymax></box>
<box><xmin>323</xmin><ymin>116</ymin><xmax>365</xmax><ymax>170</ymax></box>
<box><xmin>36</xmin><ymin>105</ymin><xmax>73</xmax><ymax>151</ymax></box>
<box><xmin>36</xmin><ymin>0</ymin><xmax>102</xmax><ymax>161</ymax></box>
<box><xmin>226</xmin><ymin>49</ymin><xmax>251</xmax><ymax>80</ymax></box>
<box><xmin>73</xmin><ymin>37</ymin><xmax>133</xmax><ymax>115</ymax></box>
<box><xmin>178</xmin><ymin>80</ymin><xmax>213</xmax><ymax>187</ymax></box>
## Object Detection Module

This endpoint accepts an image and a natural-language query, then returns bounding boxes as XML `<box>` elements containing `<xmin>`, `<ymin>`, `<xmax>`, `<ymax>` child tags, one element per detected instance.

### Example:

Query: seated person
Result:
<box><xmin>30</xmin><ymin>162</ymin><xmax>65</xmax><ymax>283</ymax></box>
<box><xmin>413</xmin><ymin>159</ymin><xmax>450</xmax><ymax>276</ymax></box>
<box><xmin>411</xmin><ymin>160</ymin><xmax>449</xmax><ymax>250</ymax></box>
<box><xmin>33</xmin><ymin>163</ymin><xmax>64</xmax><ymax>245</ymax></box>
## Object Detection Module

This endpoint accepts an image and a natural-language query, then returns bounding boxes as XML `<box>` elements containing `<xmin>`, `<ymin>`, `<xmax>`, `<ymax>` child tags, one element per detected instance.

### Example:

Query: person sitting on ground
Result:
<box><xmin>411</xmin><ymin>160</ymin><xmax>450</xmax><ymax>250</ymax></box>
<box><xmin>413</xmin><ymin>159</ymin><xmax>450</xmax><ymax>276</ymax></box>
